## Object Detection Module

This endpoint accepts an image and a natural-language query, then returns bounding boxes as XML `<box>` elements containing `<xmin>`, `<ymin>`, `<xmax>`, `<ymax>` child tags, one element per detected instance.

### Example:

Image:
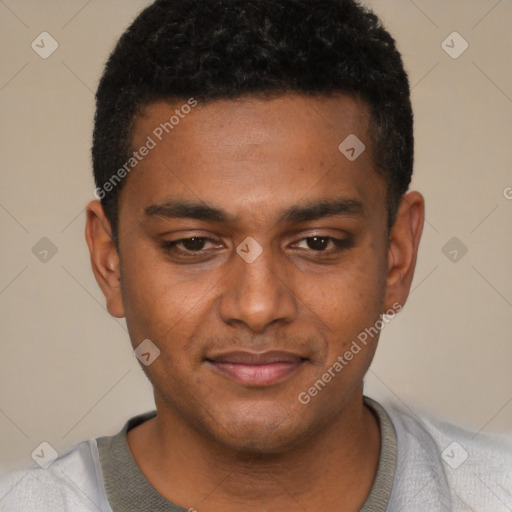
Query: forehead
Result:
<box><xmin>120</xmin><ymin>93</ymin><xmax>386</xmax><ymax>227</ymax></box>
<box><xmin>134</xmin><ymin>92</ymin><xmax>372</xmax><ymax>161</ymax></box>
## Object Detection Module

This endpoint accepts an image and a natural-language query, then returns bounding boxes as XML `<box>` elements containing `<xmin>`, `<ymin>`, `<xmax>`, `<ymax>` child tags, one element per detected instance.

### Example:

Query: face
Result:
<box><xmin>87</xmin><ymin>93</ymin><xmax>423</xmax><ymax>454</ymax></box>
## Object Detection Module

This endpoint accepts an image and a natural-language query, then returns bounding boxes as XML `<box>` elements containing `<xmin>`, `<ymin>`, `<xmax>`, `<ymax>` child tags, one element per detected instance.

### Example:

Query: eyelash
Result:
<box><xmin>160</xmin><ymin>236</ymin><xmax>352</xmax><ymax>258</ymax></box>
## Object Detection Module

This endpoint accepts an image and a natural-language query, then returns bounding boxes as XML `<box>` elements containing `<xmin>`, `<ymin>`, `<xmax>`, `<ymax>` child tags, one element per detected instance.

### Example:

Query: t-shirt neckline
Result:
<box><xmin>96</xmin><ymin>395</ymin><xmax>397</xmax><ymax>512</ymax></box>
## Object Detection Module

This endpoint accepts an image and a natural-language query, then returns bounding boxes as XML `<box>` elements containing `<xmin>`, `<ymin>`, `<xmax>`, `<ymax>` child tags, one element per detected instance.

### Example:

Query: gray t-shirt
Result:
<box><xmin>96</xmin><ymin>396</ymin><xmax>397</xmax><ymax>511</ymax></box>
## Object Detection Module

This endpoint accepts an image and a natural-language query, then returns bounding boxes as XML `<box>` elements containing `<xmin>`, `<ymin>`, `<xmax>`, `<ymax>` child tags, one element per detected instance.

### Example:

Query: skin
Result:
<box><xmin>85</xmin><ymin>92</ymin><xmax>424</xmax><ymax>511</ymax></box>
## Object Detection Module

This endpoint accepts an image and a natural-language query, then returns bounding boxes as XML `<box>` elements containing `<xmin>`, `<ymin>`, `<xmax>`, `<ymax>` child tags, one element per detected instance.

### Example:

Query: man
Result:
<box><xmin>1</xmin><ymin>0</ymin><xmax>511</xmax><ymax>511</ymax></box>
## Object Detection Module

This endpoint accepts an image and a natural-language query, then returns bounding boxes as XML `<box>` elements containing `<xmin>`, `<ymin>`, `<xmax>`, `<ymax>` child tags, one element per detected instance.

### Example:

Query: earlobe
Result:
<box><xmin>85</xmin><ymin>200</ymin><xmax>125</xmax><ymax>318</ymax></box>
<box><xmin>384</xmin><ymin>191</ymin><xmax>425</xmax><ymax>311</ymax></box>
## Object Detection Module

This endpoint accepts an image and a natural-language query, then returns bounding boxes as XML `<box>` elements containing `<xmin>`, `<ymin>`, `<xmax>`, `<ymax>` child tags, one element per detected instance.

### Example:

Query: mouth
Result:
<box><xmin>205</xmin><ymin>351</ymin><xmax>308</xmax><ymax>387</ymax></box>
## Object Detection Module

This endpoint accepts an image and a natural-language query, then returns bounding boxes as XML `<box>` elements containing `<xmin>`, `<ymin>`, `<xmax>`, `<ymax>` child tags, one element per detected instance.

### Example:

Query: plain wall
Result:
<box><xmin>1</xmin><ymin>0</ymin><xmax>511</xmax><ymax>473</ymax></box>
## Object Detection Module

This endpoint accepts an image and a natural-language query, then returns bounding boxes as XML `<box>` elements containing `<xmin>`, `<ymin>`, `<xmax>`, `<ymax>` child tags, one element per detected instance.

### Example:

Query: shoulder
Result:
<box><xmin>377</xmin><ymin>397</ymin><xmax>512</xmax><ymax>512</ymax></box>
<box><xmin>0</xmin><ymin>439</ymin><xmax>112</xmax><ymax>512</ymax></box>
<box><xmin>384</xmin><ymin>398</ymin><xmax>512</xmax><ymax>472</ymax></box>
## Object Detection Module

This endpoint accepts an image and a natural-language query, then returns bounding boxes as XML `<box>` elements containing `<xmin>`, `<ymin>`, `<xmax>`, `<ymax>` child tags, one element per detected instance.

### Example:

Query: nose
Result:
<box><xmin>218</xmin><ymin>242</ymin><xmax>298</xmax><ymax>333</ymax></box>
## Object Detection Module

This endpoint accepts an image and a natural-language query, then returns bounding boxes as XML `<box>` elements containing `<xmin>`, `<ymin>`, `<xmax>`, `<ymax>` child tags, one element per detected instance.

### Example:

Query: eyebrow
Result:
<box><xmin>144</xmin><ymin>198</ymin><xmax>364</xmax><ymax>224</ymax></box>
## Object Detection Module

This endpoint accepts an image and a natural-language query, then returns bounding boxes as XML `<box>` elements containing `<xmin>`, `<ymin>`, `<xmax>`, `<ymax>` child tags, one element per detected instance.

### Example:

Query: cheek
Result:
<box><xmin>119</xmin><ymin>244</ymin><xmax>177</xmax><ymax>344</ymax></box>
<box><xmin>119</xmin><ymin>243</ymin><xmax>222</xmax><ymax>352</ymax></box>
<box><xmin>315</xmin><ymin>248</ymin><xmax>387</xmax><ymax>354</ymax></box>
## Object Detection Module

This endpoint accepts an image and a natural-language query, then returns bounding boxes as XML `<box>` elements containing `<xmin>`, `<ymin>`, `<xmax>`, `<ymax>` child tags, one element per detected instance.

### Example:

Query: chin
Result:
<box><xmin>205</xmin><ymin>404</ymin><xmax>313</xmax><ymax>456</ymax></box>
<box><xmin>221</xmin><ymin>428</ymin><xmax>302</xmax><ymax>457</ymax></box>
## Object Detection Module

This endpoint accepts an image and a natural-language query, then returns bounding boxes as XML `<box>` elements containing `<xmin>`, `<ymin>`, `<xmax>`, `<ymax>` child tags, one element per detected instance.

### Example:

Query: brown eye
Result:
<box><xmin>161</xmin><ymin>237</ymin><xmax>220</xmax><ymax>254</ymax></box>
<box><xmin>306</xmin><ymin>236</ymin><xmax>330</xmax><ymax>251</ymax></box>
<box><xmin>295</xmin><ymin>236</ymin><xmax>352</xmax><ymax>252</ymax></box>
<box><xmin>179</xmin><ymin>237</ymin><xmax>208</xmax><ymax>251</ymax></box>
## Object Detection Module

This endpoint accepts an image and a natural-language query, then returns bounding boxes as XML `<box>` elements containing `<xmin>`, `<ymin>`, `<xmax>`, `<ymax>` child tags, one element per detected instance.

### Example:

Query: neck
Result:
<box><xmin>127</xmin><ymin>390</ymin><xmax>380</xmax><ymax>512</ymax></box>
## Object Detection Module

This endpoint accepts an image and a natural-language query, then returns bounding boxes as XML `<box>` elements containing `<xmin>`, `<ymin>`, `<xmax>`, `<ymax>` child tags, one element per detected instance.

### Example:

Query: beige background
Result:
<box><xmin>0</xmin><ymin>0</ymin><xmax>511</xmax><ymax>473</ymax></box>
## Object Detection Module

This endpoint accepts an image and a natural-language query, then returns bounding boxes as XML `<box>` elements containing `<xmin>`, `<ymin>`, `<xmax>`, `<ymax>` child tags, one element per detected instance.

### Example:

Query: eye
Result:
<box><xmin>161</xmin><ymin>237</ymin><xmax>221</xmax><ymax>254</ymax></box>
<box><xmin>160</xmin><ymin>235</ymin><xmax>352</xmax><ymax>263</ymax></box>
<box><xmin>293</xmin><ymin>236</ymin><xmax>352</xmax><ymax>252</ymax></box>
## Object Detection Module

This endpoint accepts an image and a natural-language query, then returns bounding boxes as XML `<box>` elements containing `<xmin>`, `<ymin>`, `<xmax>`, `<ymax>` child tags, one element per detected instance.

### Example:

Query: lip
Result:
<box><xmin>206</xmin><ymin>351</ymin><xmax>307</xmax><ymax>387</ymax></box>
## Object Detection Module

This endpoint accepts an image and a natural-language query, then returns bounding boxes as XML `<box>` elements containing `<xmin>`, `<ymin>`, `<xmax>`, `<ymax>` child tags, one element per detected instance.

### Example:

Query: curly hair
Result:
<box><xmin>92</xmin><ymin>0</ymin><xmax>413</xmax><ymax>246</ymax></box>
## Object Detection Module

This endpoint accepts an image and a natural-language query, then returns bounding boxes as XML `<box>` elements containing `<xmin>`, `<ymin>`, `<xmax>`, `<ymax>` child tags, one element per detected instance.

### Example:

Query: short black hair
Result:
<box><xmin>92</xmin><ymin>0</ymin><xmax>413</xmax><ymax>247</ymax></box>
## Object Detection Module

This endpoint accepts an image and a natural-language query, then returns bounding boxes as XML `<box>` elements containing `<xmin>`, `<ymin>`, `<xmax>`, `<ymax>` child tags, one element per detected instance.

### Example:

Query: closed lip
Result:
<box><xmin>205</xmin><ymin>350</ymin><xmax>307</xmax><ymax>365</ymax></box>
<box><xmin>205</xmin><ymin>350</ymin><xmax>308</xmax><ymax>386</ymax></box>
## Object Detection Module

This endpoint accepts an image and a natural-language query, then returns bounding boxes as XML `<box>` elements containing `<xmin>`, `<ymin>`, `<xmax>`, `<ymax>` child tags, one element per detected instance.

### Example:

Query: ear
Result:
<box><xmin>384</xmin><ymin>191</ymin><xmax>425</xmax><ymax>310</ymax></box>
<box><xmin>85</xmin><ymin>200</ymin><xmax>125</xmax><ymax>318</ymax></box>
